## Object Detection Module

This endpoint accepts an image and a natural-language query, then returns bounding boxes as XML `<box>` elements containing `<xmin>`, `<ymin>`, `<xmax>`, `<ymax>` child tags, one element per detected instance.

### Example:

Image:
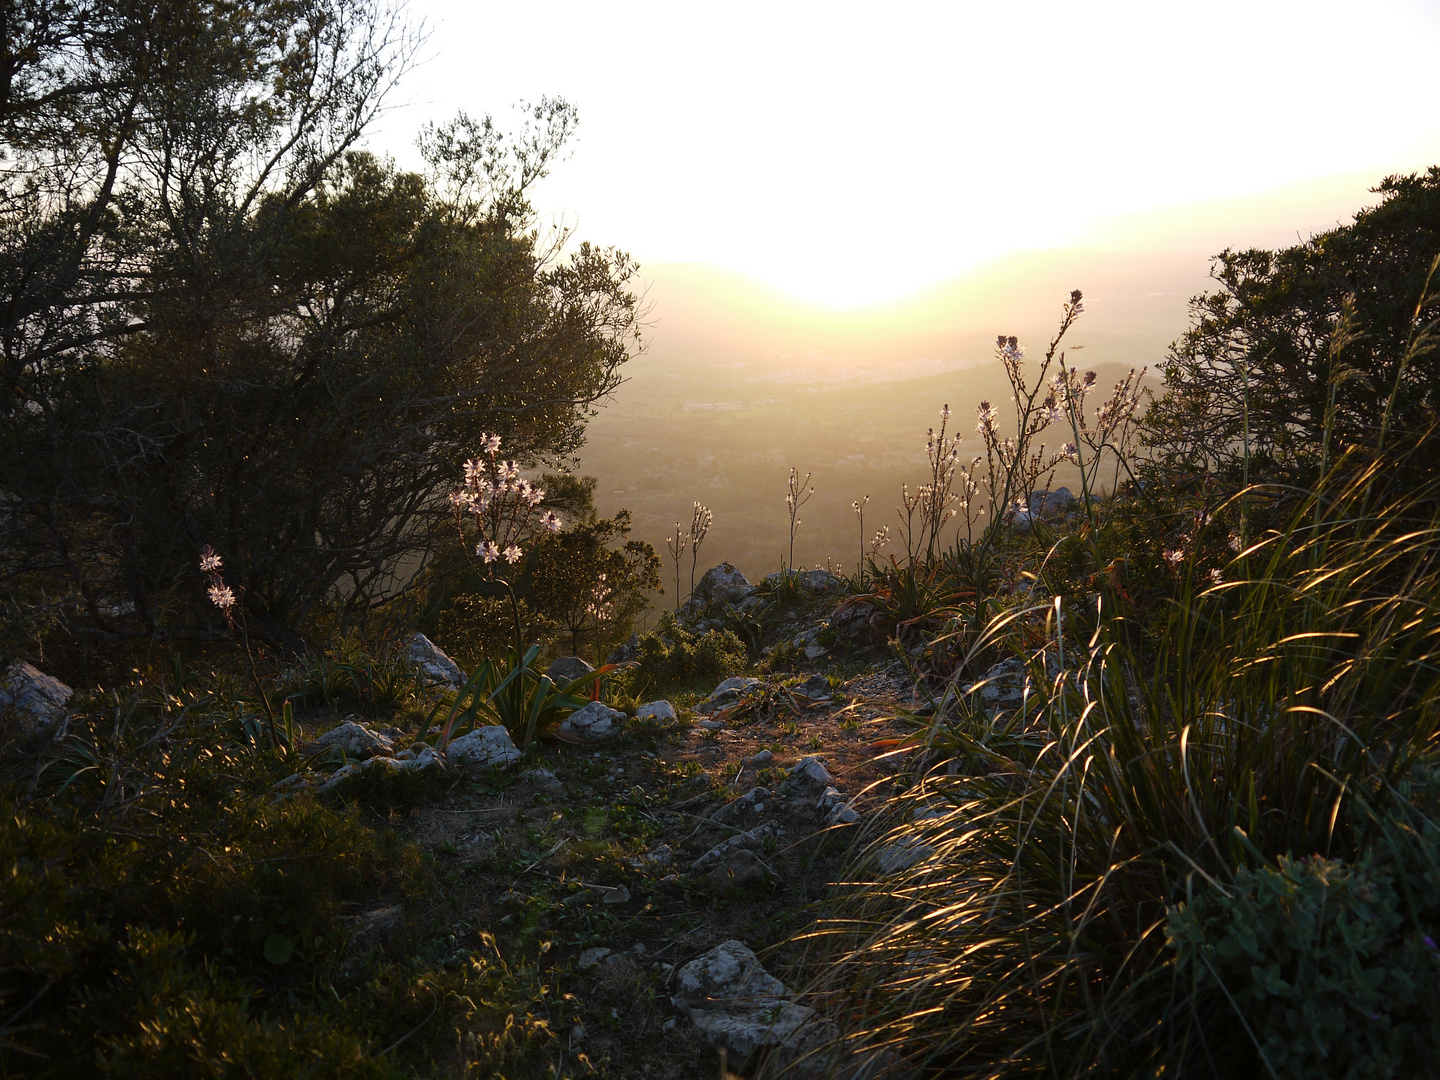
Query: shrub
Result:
<box><xmin>632</xmin><ymin>611</ymin><xmax>746</xmax><ymax>687</ymax></box>
<box><xmin>1168</xmin><ymin>829</ymin><xmax>1440</xmax><ymax>1080</ymax></box>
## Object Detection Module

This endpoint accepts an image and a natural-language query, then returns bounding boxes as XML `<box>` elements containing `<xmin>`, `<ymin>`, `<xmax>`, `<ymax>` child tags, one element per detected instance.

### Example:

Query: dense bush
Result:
<box><xmin>632</xmin><ymin>610</ymin><xmax>747</xmax><ymax>688</ymax></box>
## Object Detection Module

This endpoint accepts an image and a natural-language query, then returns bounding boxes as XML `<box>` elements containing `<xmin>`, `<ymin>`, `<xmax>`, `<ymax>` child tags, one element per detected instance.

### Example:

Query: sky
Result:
<box><xmin>367</xmin><ymin>0</ymin><xmax>1440</xmax><ymax>308</ymax></box>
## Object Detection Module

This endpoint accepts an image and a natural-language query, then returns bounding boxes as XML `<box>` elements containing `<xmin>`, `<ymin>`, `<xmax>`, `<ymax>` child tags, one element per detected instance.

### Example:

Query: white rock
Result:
<box><xmin>558</xmin><ymin>701</ymin><xmax>624</xmax><ymax>742</ymax></box>
<box><xmin>447</xmin><ymin>725</ymin><xmax>522</xmax><ymax>769</ymax></box>
<box><xmin>406</xmin><ymin>632</ymin><xmax>465</xmax><ymax>687</ymax></box>
<box><xmin>692</xmin><ymin>823</ymin><xmax>777</xmax><ymax>874</ymax></box>
<box><xmin>695</xmin><ymin>563</ymin><xmax>755</xmax><ymax>605</ymax></box>
<box><xmin>673</xmin><ymin>940</ymin><xmax>787</xmax><ymax>1010</ymax></box>
<box><xmin>673</xmin><ymin>940</ymin><xmax>820</xmax><ymax>1063</ymax></box>
<box><xmin>0</xmin><ymin>660</ymin><xmax>73</xmax><ymax>732</ymax></box>
<box><xmin>634</xmin><ymin>700</ymin><xmax>677</xmax><ymax>723</ymax></box>
<box><xmin>777</xmin><ymin>756</ymin><xmax>835</xmax><ymax>800</ymax></box>
<box><xmin>695</xmin><ymin>677</ymin><xmax>762</xmax><ymax>715</ymax></box>
<box><xmin>316</xmin><ymin>761</ymin><xmax>362</xmax><ymax>796</ymax></box>
<box><xmin>307</xmin><ymin>719</ymin><xmax>394</xmax><ymax>760</ymax></box>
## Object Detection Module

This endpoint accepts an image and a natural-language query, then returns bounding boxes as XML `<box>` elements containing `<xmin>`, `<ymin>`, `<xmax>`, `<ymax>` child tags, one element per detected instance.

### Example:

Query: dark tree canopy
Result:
<box><xmin>0</xmin><ymin>2</ymin><xmax>643</xmax><ymax>649</ymax></box>
<box><xmin>1144</xmin><ymin>168</ymin><xmax>1440</xmax><ymax>481</ymax></box>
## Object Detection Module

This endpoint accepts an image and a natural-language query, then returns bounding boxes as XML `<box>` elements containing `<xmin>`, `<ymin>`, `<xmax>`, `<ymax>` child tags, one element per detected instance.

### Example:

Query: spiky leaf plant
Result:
<box><xmin>807</xmin><ymin>452</ymin><xmax>1440</xmax><ymax>1078</ymax></box>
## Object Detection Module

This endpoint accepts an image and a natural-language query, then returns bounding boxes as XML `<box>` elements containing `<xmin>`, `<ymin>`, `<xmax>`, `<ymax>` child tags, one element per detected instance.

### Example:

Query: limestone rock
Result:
<box><xmin>634</xmin><ymin>700</ymin><xmax>677</xmax><ymax>723</ymax></box>
<box><xmin>673</xmin><ymin>940</ymin><xmax>787</xmax><ymax>1011</ymax></box>
<box><xmin>447</xmin><ymin>725</ymin><xmax>522</xmax><ymax>770</ymax></box>
<box><xmin>776</xmin><ymin>756</ymin><xmax>835</xmax><ymax>802</ymax></box>
<box><xmin>692</xmin><ymin>823</ymin><xmax>777</xmax><ymax>874</ymax></box>
<box><xmin>558</xmin><ymin>701</ymin><xmax>623</xmax><ymax>742</ymax></box>
<box><xmin>407</xmin><ymin>633</ymin><xmax>465</xmax><ymax>687</ymax></box>
<box><xmin>875</xmin><ymin>836</ymin><xmax>936</xmax><ymax>874</ymax></box>
<box><xmin>977</xmin><ymin>657</ymin><xmax>1026</xmax><ymax>708</ymax></box>
<box><xmin>695</xmin><ymin>676</ymin><xmax>762</xmax><ymax>715</ymax></box>
<box><xmin>545</xmin><ymin>656</ymin><xmax>594</xmax><ymax>684</ymax></box>
<box><xmin>0</xmin><ymin>660</ymin><xmax>73</xmax><ymax>733</ymax></box>
<box><xmin>710</xmin><ymin>786</ymin><xmax>772</xmax><ymax>829</ymax></box>
<box><xmin>307</xmin><ymin>719</ymin><xmax>394</xmax><ymax>760</ymax></box>
<box><xmin>673</xmin><ymin>940</ymin><xmax>819</xmax><ymax>1064</ymax></box>
<box><xmin>695</xmin><ymin>562</ymin><xmax>755</xmax><ymax>605</ymax></box>
<box><xmin>519</xmin><ymin>766</ymin><xmax>565</xmax><ymax>794</ymax></box>
<box><xmin>605</xmin><ymin>632</ymin><xmax>640</xmax><ymax>666</ymax></box>
<box><xmin>795</xmin><ymin>673</ymin><xmax>832</xmax><ymax>700</ymax></box>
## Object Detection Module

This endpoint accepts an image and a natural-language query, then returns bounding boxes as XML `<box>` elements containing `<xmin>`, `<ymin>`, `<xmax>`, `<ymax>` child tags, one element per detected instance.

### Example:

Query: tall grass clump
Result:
<box><xmin>808</xmin><ymin>450</ymin><xmax>1440</xmax><ymax>1078</ymax></box>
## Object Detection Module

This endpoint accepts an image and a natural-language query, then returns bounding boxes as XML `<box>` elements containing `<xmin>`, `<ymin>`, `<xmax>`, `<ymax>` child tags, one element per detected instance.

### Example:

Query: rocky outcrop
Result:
<box><xmin>407</xmin><ymin>633</ymin><xmax>466</xmax><ymax>687</ymax></box>
<box><xmin>1</xmin><ymin>660</ymin><xmax>73</xmax><ymax>733</ymax></box>
<box><xmin>673</xmin><ymin>940</ymin><xmax>824</xmax><ymax>1066</ymax></box>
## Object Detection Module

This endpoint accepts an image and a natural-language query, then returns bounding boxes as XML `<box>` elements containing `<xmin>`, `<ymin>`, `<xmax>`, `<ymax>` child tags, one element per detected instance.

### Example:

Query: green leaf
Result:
<box><xmin>263</xmin><ymin>933</ymin><xmax>293</xmax><ymax>965</ymax></box>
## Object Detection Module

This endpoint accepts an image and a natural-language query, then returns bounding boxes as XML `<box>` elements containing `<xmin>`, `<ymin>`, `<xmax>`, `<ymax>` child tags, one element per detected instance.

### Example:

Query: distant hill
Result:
<box><xmin>577</xmin><ymin>249</ymin><xmax>1189</xmax><ymax>586</ymax></box>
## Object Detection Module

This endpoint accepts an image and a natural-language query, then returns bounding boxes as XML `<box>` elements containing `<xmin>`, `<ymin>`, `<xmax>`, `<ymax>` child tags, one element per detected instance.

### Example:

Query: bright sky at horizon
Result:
<box><xmin>368</xmin><ymin>0</ymin><xmax>1440</xmax><ymax>308</ymax></box>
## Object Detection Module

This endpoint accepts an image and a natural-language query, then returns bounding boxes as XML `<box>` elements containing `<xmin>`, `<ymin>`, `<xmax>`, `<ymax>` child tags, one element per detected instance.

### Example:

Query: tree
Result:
<box><xmin>524</xmin><ymin>509</ymin><xmax>662</xmax><ymax>662</ymax></box>
<box><xmin>0</xmin><ymin>3</ymin><xmax>643</xmax><ymax>650</ymax></box>
<box><xmin>1144</xmin><ymin>168</ymin><xmax>1440</xmax><ymax>482</ymax></box>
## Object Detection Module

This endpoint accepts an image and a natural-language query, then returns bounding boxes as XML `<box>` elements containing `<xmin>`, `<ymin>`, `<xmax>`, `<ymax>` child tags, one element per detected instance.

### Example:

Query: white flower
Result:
<box><xmin>199</xmin><ymin>548</ymin><xmax>222</xmax><ymax>573</ymax></box>
<box><xmin>1061</xmin><ymin>442</ymin><xmax>1078</xmax><ymax>461</ymax></box>
<box><xmin>526</xmin><ymin>485</ymin><xmax>545</xmax><ymax>507</ymax></box>
<box><xmin>499</xmin><ymin>460</ymin><xmax>520</xmax><ymax>482</ymax></box>
<box><xmin>1208</xmin><ymin>568</ymin><xmax>1223</xmax><ymax>585</ymax></box>
<box><xmin>208</xmin><ymin>583</ymin><xmax>236</xmax><ymax>610</ymax></box>
<box><xmin>541</xmin><ymin>510</ymin><xmax>562</xmax><ymax>533</ymax></box>
<box><xmin>503</xmin><ymin>544</ymin><xmax>523</xmax><ymax>564</ymax></box>
<box><xmin>478</xmin><ymin>540</ymin><xmax>500</xmax><ymax>563</ymax></box>
<box><xmin>1228</xmin><ymin>533</ymin><xmax>1242</xmax><ymax>552</ymax></box>
<box><xmin>1163</xmin><ymin>549</ymin><xmax>1185</xmax><ymax>566</ymax></box>
<box><xmin>482</xmin><ymin>433</ymin><xmax>501</xmax><ymax>455</ymax></box>
<box><xmin>464</xmin><ymin>458</ymin><xmax>484</xmax><ymax>483</ymax></box>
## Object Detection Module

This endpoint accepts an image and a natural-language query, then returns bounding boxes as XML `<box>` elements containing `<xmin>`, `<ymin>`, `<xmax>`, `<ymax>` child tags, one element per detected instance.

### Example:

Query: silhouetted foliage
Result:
<box><xmin>0</xmin><ymin>3</ymin><xmax>642</xmax><ymax>651</ymax></box>
<box><xmin>1144</xmin><ymin>168</ymin><xmax>1440</xmax><ymax>483</ymax></box>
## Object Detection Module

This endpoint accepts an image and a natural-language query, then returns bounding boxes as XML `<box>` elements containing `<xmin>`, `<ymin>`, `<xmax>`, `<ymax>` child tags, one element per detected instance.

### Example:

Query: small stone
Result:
<box><xmin>519</xmin><ymin>767</ymin><xmax>565</xmax><ymax>794</ymax></box>
<box><xmin>447</xmin><ymin>725</ymin><xmax>522</xmax><ymax>770</ymax></box>
<box><xmin>601</xmin><ymin>884</ymin><xmax>631</xmax><ymax>905</ymax></box>
<box><xmin>704</xmin><ymin>847</ymin><xmax>776</xmax><ymax>891</ymax></box>
<box><xmin>695</xmin><ymin>718</ymin><xmax>725</xmax><ymax>731</ymax></box>
<box><xmin>776</xmin><ymin>756</ymin><xmax>835</xmax><ymax>801</ymax></box>
<box><xmin>745</xmin><ymin>749</ymin><xmax>773</xmax><ymax>767</ymax></box>
<box><xmin>635</xmin><ymin>700</ymin><xmax>678</xmax><ymax>723</ymax></box>
<box><xmin>558</xmin><ymin>701</ymin><xmax>624</xmax><ymax>742</ymax></box>
<box><xmin>795</xmin><ymin>675</ymin><xmax>831</xmax><ymax>700</ymax></box>
<box><xmin>710</xmin><ymin>786</ymin><xmax>772</xmax><ymax>828</ymax></box>
<box><xmin>578</xmin><ymin>947</ymin><xmax>612</xmax><ymax>971</ymax></box>
<box><xmin>315</xmin><ymin>761</ymin><xmax>362</xmax><ymax>796</ymax></box>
